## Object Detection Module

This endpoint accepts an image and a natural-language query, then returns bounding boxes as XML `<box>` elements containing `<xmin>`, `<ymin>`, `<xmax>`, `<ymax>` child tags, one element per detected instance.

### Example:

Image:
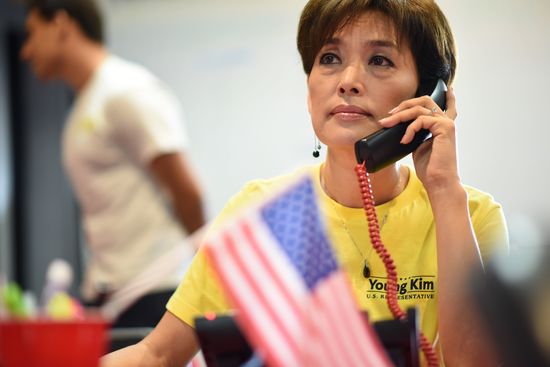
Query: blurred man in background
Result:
<box><xmin>20</xmin><ymin>0</ymin><xmax>206</xmax><ymax>332</ymax></box>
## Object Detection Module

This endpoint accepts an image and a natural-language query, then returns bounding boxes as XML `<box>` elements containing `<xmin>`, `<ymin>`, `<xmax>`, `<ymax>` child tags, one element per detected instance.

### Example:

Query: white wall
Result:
<box><xmin>103</xmin><ymin>0</ymin><xmax>550</xmax><ymax>246</ymax></box>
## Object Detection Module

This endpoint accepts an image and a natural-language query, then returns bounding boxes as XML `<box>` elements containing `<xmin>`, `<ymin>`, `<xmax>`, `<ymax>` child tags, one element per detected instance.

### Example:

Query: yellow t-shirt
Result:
<box><xmin>167</xmin><ymin>163</ymin><xmax>508</xmax><ymax>352</ymax></box>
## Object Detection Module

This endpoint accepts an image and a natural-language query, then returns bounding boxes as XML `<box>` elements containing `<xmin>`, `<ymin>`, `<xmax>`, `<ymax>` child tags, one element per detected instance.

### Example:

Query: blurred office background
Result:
<box><xmin>0</xmin><ymin>0</ymin><xmax>549</xmax><ymax>298</ymax></box>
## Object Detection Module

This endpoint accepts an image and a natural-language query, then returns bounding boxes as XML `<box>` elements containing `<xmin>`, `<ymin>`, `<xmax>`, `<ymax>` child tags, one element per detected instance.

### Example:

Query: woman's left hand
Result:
<box><xmin>380</xmin><ymin>86</ymin><xmax>459</xmax><ymax>194</ymax></box>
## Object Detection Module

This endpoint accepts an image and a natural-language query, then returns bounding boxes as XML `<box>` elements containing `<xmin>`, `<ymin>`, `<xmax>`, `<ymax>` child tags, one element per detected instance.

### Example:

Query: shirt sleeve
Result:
<box><xmin>468</xmin><ymin>188</ymin><xmax>510</xmax><ymax>263</ymax></box>
<box><xmin>104</xmin><ymin>81</ymin><xmax>189</xmax><ymax>165</ymax></box>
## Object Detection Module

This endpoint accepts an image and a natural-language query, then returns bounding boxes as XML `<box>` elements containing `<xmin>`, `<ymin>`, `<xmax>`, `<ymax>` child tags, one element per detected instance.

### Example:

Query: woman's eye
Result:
<box><xmin>319</xmin><ymin>53</ymin><xmax>340</xmax><ymax>65</ymax></box>
<box><xmin>370</xmin><ymin>55</ymin><xmax>394</xmax><ymax>67</ymax></box>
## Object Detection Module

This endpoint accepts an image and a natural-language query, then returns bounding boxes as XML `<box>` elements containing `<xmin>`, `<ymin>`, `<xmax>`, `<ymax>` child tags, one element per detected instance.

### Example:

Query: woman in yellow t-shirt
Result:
<box><xmin>102</xmin><ymin>1</ymin><xmax>508</xmax><ymax>366</ymax></box>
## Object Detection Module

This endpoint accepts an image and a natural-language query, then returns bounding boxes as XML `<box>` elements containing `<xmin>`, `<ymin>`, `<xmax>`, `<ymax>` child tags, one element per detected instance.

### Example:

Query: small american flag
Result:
<box><xmin>204</xmin><ymin>176</ymin><xmax>392</xmax><ymax>367</ymax></box>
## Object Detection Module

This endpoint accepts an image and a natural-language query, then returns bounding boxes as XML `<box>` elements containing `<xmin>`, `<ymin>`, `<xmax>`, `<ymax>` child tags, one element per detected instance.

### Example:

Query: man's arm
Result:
<box><xmin>101</xmin><ymin>311</ymin><xmax>199</xmax><ymax>367</ymax></box>
<box><xmin>149</xmin><ymin>152</ymin><xmax>206</xmax><ymax>234</ymax></box>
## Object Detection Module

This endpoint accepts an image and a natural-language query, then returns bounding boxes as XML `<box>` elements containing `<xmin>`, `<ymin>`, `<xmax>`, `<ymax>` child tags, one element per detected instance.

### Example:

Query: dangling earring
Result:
<box><xmin>312</xmin><ymin>136</ymin><xmax>321</xmax><ymax>158</ymax></box>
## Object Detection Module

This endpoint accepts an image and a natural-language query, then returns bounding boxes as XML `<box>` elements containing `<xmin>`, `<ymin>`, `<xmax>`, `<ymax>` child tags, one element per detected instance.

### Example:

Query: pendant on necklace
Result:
<box><xmin>363</xmin><ymin>260</ymin><xmax>371</xmax><ymax>278</ymax></box>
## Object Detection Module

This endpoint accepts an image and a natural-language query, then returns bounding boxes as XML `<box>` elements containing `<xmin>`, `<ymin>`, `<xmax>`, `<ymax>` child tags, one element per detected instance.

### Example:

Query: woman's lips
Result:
<box><xmin>330</xmin><ymin>105</ymin><xmax>371</xmax><ymax>121</ymax></box>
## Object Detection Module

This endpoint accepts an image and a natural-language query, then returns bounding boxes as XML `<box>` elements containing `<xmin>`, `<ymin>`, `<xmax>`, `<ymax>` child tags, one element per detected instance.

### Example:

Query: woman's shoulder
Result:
<box><xmin>243</xmin><ymin>165</ymin><xmax>316</xmax><ymax>193</ymax></box>
<box><xmin>407</xmin><ymin>167</ymin><xmax>502</xmax><ymax>212</ymax></box>
<box><xmin>406</xmin><ymin>168</ymin><xmax>504</xmax><ymax>225</ymax></box>
<box><xmin>214</xmin><ymin>165</ymin><xmax>319</xmax><ymax>224</ymax></box>
<box><xmin>463</xmin><ymin>184</ymin><xmax>503</xmax><ymax>213</ymax></box>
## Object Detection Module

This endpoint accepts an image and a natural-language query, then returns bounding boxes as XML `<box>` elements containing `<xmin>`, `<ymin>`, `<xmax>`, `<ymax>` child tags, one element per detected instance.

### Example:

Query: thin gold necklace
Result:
<box><xmin>320</xmin><ymin>165</ymin><xmax>404</xmax><ymax>278</ymax></box>
<box><xmin>329</xmin><ymin>200</ymin><xmax>388</xmax><ymax>278</ymax></box>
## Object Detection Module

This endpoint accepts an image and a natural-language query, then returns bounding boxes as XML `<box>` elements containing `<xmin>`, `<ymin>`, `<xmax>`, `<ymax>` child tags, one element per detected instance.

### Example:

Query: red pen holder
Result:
<box><xmin>0</xmin><ymin>316</ymin><xmax>109</xmax><ymax>367</ymax></box>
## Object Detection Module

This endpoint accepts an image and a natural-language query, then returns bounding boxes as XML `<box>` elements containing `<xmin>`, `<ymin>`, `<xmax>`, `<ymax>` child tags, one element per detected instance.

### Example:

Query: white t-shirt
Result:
<box><xmin>63</xmin><ymin>55</ymin><xmax>190</xmax><ymax>300</ymax></box>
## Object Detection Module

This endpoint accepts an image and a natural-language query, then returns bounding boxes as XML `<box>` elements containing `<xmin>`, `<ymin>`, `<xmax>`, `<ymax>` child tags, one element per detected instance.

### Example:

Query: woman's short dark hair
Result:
<box><xmin>297</xmin><ymin>0</ymin><xmax>456</xmax><ymax>95</ymax></box>
<box><xmin>25</xmin><ymin>0</ymin><xmax>104</xmax><ymax>43</ymax></box>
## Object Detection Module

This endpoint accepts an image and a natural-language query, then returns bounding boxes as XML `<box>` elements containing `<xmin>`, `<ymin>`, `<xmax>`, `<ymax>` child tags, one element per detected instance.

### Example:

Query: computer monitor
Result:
<box><xmin>195</xmin><ymin>308</ymin><xmax>419</xmax><ymax>367</ymax></box>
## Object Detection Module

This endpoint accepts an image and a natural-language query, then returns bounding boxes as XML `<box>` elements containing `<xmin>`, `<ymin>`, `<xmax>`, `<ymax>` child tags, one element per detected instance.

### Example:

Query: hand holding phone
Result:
<box><xmin>355</xmin><ymin>79</ymin><xmax>447</xmax><ymax>173</ymax></box>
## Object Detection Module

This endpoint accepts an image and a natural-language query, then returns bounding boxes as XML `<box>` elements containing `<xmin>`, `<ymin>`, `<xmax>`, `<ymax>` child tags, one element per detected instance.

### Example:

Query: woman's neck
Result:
<box><xmin>321</xmin><ymin>148</ymin><xmax>408</xmax><ymax>208</ymax></box>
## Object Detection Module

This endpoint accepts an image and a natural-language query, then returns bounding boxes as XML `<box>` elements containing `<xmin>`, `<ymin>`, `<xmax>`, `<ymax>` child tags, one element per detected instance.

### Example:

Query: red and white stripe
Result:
<box><xmin>307</xmin><ymin>272</ymin><xmax>392</xmax><ymax>367</ymax></box>
<box><xmin>205</xmin><ymin>213</ymin><xmax>307</xmax><ymax>366</ymax></box>
<box><xmin>205</xmin><ymin>211</ymin><xmax>391</xmax><ymax>367</ymax></box>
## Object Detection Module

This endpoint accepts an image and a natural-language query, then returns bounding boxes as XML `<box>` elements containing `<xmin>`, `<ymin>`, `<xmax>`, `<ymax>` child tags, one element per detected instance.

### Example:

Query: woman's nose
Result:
<box><xmin>338</xmin><ymin>64</ymin><xmax>366</xmax><ymax>96</ymax></box>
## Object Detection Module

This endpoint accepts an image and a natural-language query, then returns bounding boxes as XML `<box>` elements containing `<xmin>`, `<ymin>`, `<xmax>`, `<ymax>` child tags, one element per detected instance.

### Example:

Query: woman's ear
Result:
<box><xmin>307</xmin><ymin>91</ymin><xmax>312</xmax><ymax>115</ymax></box>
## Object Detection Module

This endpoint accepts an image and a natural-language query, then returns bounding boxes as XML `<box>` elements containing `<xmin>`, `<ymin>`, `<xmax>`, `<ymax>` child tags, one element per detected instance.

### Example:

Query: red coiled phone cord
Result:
<box><xmin>355</xmin><ymin>162</ymin><xmax>439</xmax><ymax>367</ymax></box>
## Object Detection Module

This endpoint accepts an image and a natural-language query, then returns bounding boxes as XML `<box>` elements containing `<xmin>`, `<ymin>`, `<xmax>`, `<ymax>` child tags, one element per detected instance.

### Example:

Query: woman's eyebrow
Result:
<box><xmin>324</xmin><ymin>38</ymin><xmax>397</xmax><ymax>49</ymax></box>
<box><xmin>365</xmin><ymin>39</ymin><xmax>398</xmax><ymax>49</ymax></box>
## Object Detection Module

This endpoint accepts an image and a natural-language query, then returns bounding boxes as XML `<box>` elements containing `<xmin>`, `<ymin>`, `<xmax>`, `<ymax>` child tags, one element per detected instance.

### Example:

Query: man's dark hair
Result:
<box><xmin>25</xmin><ymin>0</ymin><xmax>104</xmax><ymax>43</ymax></box>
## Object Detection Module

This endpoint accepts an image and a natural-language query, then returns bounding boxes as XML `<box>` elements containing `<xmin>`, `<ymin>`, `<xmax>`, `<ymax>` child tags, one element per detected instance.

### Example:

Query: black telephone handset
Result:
<box><xmin>354</xmin><ymin>79</ymin><xmax>447</xmax><ymax>173</ymax></box>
